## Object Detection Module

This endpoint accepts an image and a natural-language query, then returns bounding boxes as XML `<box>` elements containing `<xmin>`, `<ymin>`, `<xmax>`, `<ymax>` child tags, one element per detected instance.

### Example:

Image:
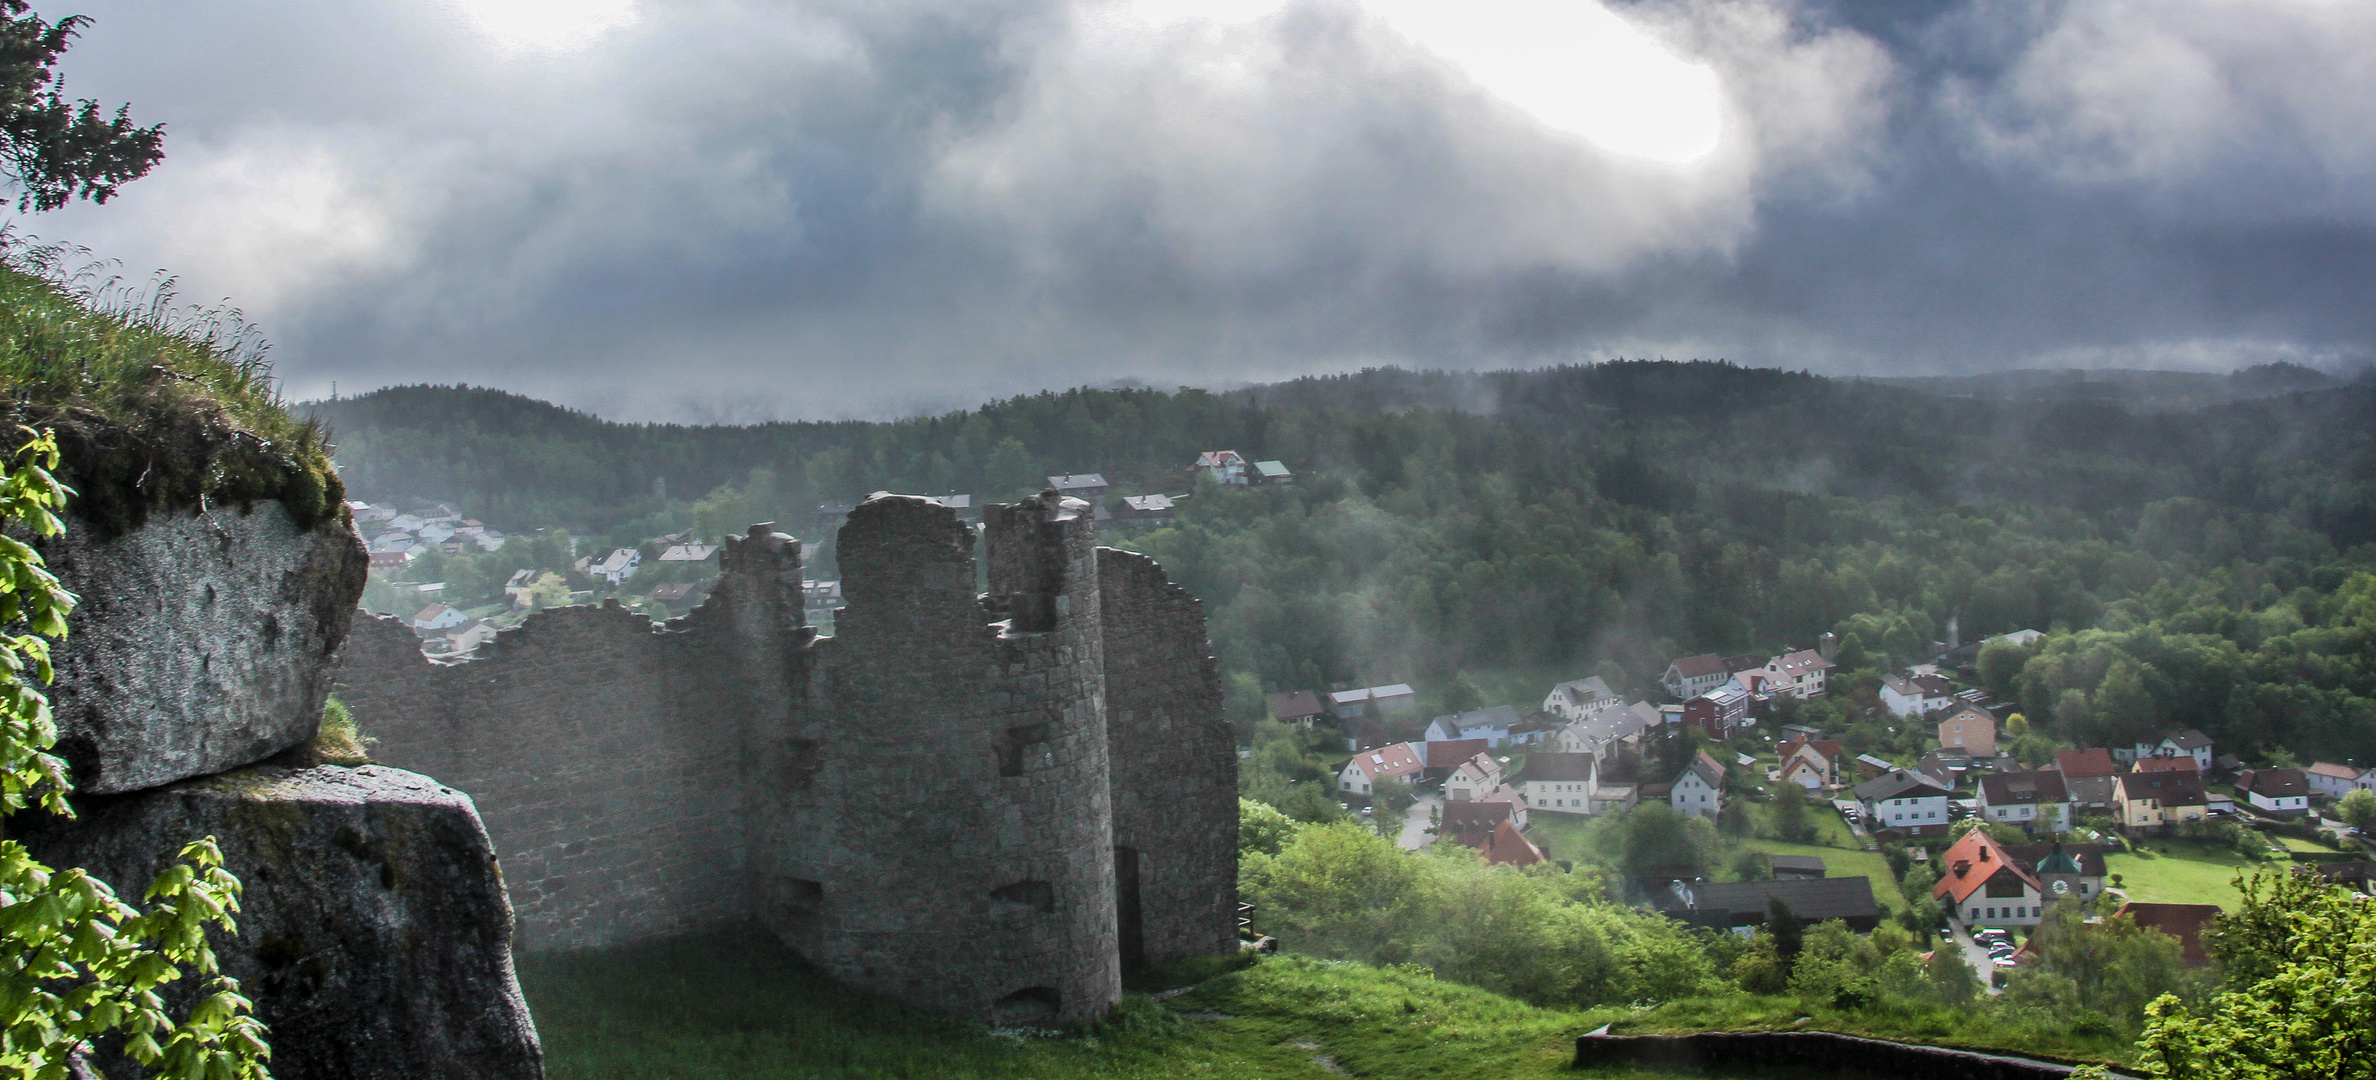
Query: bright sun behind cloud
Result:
<box><xmin>1124</xmin><ymin>0</ymin><xmax>1724</xmax><ymax>164</ymax></box>
<box><xmin>434</xmin><ymin>0</ymin><xmax>639</xmax><ymax>52</ymax></box>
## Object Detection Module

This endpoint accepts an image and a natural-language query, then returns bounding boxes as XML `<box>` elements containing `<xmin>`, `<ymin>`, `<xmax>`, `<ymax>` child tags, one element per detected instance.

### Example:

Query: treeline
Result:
<box><xmin>311</xmin><ymin>363</ymin><xmax>2376</xmax><ymax>761</ymax></box>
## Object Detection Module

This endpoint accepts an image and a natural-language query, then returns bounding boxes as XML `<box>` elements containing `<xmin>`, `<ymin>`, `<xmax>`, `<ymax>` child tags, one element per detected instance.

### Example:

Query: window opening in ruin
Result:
<box><xmin>776</xmin><ymin>877</ymin><xmax>825</xmax><ymax>921</ymax></box>
<box><xmin>1115</xmin><ymin>846</ymin><xmax>1146</xmax><ymax>971</ymax></box>
<box><xmin>995</xmin><ymin>722</ymin><xmax>1054</xmax><ymax>777</ymax></box>
<box><xmin>994</xmin><ymin>986</ymin><xmax>1062</xmax><ymax>1025</ymax></box>
<box><xmin>783</xmin><ymin>739</ymin><xmax>823</xmax><ymax>790</ymax></box>
<box><xmin>990</xmin><ymin>879</ymin><xmax>1056</xmax><ymax>913</ymax></box>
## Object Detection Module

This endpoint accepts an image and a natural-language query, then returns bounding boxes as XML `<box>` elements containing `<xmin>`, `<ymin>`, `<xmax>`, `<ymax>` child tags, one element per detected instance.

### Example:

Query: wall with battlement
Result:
<box><xmin>333</xmin><ymin>496</ymin><xmax>1232</xmax><ymax>1024</ymax></box>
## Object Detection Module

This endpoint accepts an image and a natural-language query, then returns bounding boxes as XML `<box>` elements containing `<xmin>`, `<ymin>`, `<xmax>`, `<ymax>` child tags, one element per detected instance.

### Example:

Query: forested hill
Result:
<box><xmin>306</xmin><ymin>362</ymin><xmax>2376</xmax><ymax>767</ymax></box>
<box><xmin>308</xmin><ymin>363</ymin><xmax>2376</xmax><ymax>544</ymax></box>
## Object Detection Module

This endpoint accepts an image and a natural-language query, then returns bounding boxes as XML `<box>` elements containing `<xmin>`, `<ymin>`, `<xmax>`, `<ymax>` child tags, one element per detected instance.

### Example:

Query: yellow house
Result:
<box><xmin>1935</xmin><ymin>704</ymin><xmax>1997</xmax><ymax>758</ymax></box>
<box><xmin>2116</xmin><ymin>769</ymin><xmax>2208</xmax><ymax>831</ymax></box>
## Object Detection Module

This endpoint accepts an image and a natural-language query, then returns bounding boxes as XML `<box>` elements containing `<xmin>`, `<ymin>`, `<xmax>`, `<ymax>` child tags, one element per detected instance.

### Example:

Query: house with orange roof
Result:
<box><xmin>2051</xmin><ymin>748</ymin><xmax>2117</xmax><ymax>778</ymax></box>
<box><xmin>1336</xmin><ymin>742</ymin><xmax>1423</xmax><ymax>797</ymax></box>
<box><xmin>1477</xmin><ymin>819</ymin><xmax>1546</xmax><ymax>866</ymax></box>
<box><xmin>1933</xmin><ymin>829</ymin><xmax>2048</xmax><ymax>929</ymax></box>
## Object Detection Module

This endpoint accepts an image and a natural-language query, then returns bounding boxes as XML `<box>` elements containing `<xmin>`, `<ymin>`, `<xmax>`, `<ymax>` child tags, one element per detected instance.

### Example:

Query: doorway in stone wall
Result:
<box><xmin>1114</xmin><ymin>846</ymin><xmax>1145</xmax><ymax>971</ymax></box>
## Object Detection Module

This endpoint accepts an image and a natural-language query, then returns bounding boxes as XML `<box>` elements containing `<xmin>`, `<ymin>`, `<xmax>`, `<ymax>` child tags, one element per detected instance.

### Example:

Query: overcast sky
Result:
<box><xmin>22</xmin><ymin>0</ymin><xmax>2376</xmax><ymax>420</ymax></box>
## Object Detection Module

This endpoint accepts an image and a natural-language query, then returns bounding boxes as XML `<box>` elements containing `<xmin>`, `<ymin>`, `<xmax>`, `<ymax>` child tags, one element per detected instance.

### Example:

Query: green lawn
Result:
<box><xmin>1741</xmin><ymin>839</ymin><xmax>1902</xmax><ymax>913</ymax></box>
<box><xmin>519</xmin><ymin>926</ymin><xmax>1746</xmax><ymax>1080</ymax></box>
<box><xmin>2103</xmin><ymin>840</ymin><xmax>2259</xmax><ymax>911</ymax></box>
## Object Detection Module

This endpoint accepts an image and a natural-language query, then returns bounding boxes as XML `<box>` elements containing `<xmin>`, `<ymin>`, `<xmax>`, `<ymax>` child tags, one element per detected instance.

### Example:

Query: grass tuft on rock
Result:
<box><xmin>0</xmin><ymin>236</ymin><xmax>342</xmax><ymax>536</ymax></box>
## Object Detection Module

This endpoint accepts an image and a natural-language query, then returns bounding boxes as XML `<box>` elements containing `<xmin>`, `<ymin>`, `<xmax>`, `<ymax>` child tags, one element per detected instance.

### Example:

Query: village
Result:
<box><xmin>342</xmin><ymin>449</ymin><xmax>2376</xmax><ymax>993</ymax></box>
<box><xmin>1276</xmin><ymin>636</ymin><xmax>2376</xmax><ymax>989</ymax></box>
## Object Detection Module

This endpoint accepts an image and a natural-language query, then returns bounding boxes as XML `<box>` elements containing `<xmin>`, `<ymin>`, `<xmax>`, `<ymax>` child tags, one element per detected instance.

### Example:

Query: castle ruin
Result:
<box><xmin>332</xmin><ymin>492</ymin><xmax>1240</xmax><ymax>1024</ymax></box>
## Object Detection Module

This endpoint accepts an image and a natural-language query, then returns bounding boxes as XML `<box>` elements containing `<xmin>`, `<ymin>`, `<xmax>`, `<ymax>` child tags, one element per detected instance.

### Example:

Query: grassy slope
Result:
<box><xmin>2104</xmin><ymin>839</ymin><xmax>2255</xmax><ymax>910</ymax></box>
<box><xmin>519</xmin><ymin>928</ymin><xmax>1729</xmax><ymax>1080</ymax></box>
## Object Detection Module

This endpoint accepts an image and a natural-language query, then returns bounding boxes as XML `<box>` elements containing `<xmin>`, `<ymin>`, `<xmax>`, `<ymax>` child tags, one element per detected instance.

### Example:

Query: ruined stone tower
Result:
<box><xmin>333</xmin><ymin>492</ymin><xmax>1239</xmax><ymax>1024</ymax></box>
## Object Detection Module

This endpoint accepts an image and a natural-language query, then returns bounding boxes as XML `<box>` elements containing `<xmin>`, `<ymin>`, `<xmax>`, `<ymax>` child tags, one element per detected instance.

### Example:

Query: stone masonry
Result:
<box><xmin>333</xmin><ymin>492</ymin><xmax>1239</xmax><ymax>1024</ymax></box>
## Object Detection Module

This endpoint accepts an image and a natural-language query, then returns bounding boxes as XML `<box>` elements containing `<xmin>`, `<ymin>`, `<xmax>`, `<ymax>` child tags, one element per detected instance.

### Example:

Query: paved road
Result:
<box><xmin>1398</xmin><ymin>795</ymin><xmax>1442</xmax><ymax>850</ymax></box>
<box><xmin>1944</xmin><ymin>922</ymin><xmax>2008</xmax><ymax>995</ymax></box>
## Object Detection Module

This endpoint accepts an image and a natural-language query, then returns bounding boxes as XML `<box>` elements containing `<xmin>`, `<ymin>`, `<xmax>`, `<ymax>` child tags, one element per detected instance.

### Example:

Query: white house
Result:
<box><xmin>1424</xmin><ymin>705</ymin><xmax>1524</xmax><ymax>746</ymax></box>
<box><xmin>1978</xmin><ymin>770</ymin><xmax>2072</xmax><ymax>834</ymax></box>
<box><xmin>576</xmin><ymin>547</ymin><xmax>642</xmax><ymax>585</ymax></box>
<box><xmin>1660</xmin><ymin>653</ymin><xmax>1731</xmax><ymax>699</ymax></box>
<box><xmin>1446</xmin><ymin>753</ymin><xmax>1504</xmax><ymax>802</ymax></box>
<box><xmin>1543</xmin><ymin>676</ymin><xmax>1622</xmax><ymax>721</ymax></box>
<box><xmin>1935</xmin><ymin>830</ymin><xmax>2047</xmax><ymax>929</ymax></box>
<box><xmin>1880</xmin><ymin>672</ymin><xmax>1954</xmax><ymax>718</ymax></box>
<box><xmin>1670</xmin><ymin>751</ymin><xmax>1726</xmax><ymax>819</ymax></box>
<box><xmin>1854</xmin><ymin>768</ymin><xmax>1955</xmax><ymax>837</ymax></box>
<box><xmin>1754</xmin><ymin>650</ymin><xmax>1835</xmax><ymax>700</ymax></box>
<box><xmin>2235</xmin><ymin>768</ymin><xmax>2311</xmax><ymax>817</ymax></box>
<box><xmin>2307</xmin><ymin>761</ymin><xmax>2376</xmax><ymax>797</ymax></box>
<box><xmin>1776</xmin><ymin>738</ymin><xmax>1844</xmax><ymax>791</ymax></box>
<box><xmin>1191</xmin><ymin>451</ymin><xmax>1249</xmax><ymax>485</ymax></box>
<box><xmin>2123</xmin><ymin>730</ymin><xmax>2214</xmax><ymax>771</ymax></box>
<box><xmin>410</xmin><ymin>603</ymin><xmax>468</xmax><ymax>631</ymax></box>
<box><xmin>1337</xmin><ymin>742</ymin><xmax>1423</xmax><ymax>796</ymax></box>
<box><xmin>1512</xmin><ymin>752</ymin><xmax>1598</xmax><ymax>815</ymax></box>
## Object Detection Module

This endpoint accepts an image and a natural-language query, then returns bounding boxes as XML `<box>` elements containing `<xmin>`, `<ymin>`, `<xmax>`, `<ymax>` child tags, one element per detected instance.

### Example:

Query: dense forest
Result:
<box><xmin>307</xmin><ymin>362</ymin><xmax>2376</xmax><ymax>763</ymax></box>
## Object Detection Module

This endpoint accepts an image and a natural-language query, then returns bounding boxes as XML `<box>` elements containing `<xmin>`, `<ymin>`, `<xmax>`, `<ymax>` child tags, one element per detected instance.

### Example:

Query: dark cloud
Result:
<box><xmin>21</xmin><ymin>0</ymin><xmax>2375</xmax><ymax>420</ymax></box>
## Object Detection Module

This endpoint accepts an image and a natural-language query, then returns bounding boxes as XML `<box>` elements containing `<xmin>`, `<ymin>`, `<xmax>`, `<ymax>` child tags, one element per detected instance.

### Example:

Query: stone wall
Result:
<box><xmin>1572</xmin><ymin>1030</ymin><xmax>2119</xmax><ymax>1078</ymax></box>
<box><xmin>333</xmin><ymin>495</ymin><xmax>1237</xmax><ymax>1024</ymax></box>
<box><xmin>1098</xmin><ymin>549</ymin><xmax>1239</xmax><ymax>965</ymax></box>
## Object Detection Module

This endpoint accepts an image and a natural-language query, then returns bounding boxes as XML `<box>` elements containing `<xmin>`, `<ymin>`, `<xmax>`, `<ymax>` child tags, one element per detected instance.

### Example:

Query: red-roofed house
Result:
<box><xmin>1337</xmin><ymin>742</ymin><xmax>1423</xmax><ymax>797</ymax></box>
<box><xmin>1266</xmin><ymin>690</ymin><xmax>1326</xmax><ymax>727</ymax></box>
<box><xmin>1933</xmin><ymin>829</ymin><xmax>2047</xmax><ymax>929</ymax></box>
<box><xmin>1478</xmin><ymin>819</ymin><xmax>1546</xmax><ymax>866</ymax></box>
<box><xmin>2052</xmin><ymin>748</ymin><xmax>2117</xmax><ymax>778</ymax></box>
<box><xmin>1440</xmin><ymin>800</ymin><xmax>1515</xmax><ymax>846</ymax></box>
<box><xmin>2115</xmin><ymin>902</ymin><xmax>2220</xmax><ymax>967</ymax></box>
<box><xmin>1424</xmin><ymin>738</ymin><xmax>1492</xmax><ymax>779</ymax></box>
<box><xmin>1446</xmin><ymin>753</ymin><xmax>1504</xmax><ymax>802</ymax></box>
<box><xmin>1778</xmin><ymin>739</ymin><xmax>1846</xmax><ymax>790</ymax></box>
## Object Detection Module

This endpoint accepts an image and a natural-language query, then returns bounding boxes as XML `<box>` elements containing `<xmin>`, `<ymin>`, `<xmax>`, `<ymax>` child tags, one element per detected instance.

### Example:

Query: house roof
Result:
<box><xmin>2133</xmin><ymin>755</ymin><xmax>2201</xmax><ymax>774</ymax></box>
<box><xmin>2119</xmin><ymin>770</ymin><xmax>2208</xmax><ymax>806</ymax></box>
<box><xmin>2116</xmin><ymin>903</ymin><xmax>2220</xmax><ymax>967</ymax></box>
<box><xmin>1330</xmin><ymin>688</ymin><xmax>1371</xmax><ymax>706</ymax></box>
<box><xmin>2236</xmin><ymin>768</ymin><xmax>2309</xmax><ymax>799</ymax></box>
<box><xmin>1440</xmin><ymin>800</ymin><xmax>1513</xmax><ymax>838</ymax></box>
<box><xmin>2308</xmin><ymin>761</ymin><xmax>2370</xmax><ymax>782</ymax></box>
<box><xmin>1769</xmin><ymin>855</ymin><xmax>1826</xmax><ymax>875</ymax></box>
<box><xmin>1425</xmin><ymin>739</ymin><xmax>1492</xmax><ymax>769</ymax></box>
<box><xmin>1046</xmin><ymin>473</ymin><xmax>1107</xmax><ymax>491</ymax></box>
<box><xmin>1667</xmin><ymin>653</ymin><xmax>1726</xmax><ymax>679</ymax></box>
<box><xmin>1854</xmin><ymin>753</ymin><xmax>1896</xmax><ymax>772</ymax></box>
<box><xmin>1684</xmin><ymin>750</ymin><xmax>1726</xmax><ymax>788</ymax></box>
<box><xmin>1478</xmin><ymin>819</ymin><xmax>1546</xmax><ymax>866</ymax></box>
<box><xmin>1693</xmin><ymin>683</ymin><xmax>1750</xmax><ymax>708</ymax></box>
<box><xmin>1345</xmin><ymin>743</ymin><xmax>1423</xmax><ymax>781</ymax></box>
<box><xmin>658</xmin><ymin>544</ymin><xmax>720</xmax><ymax>562</ymax></box>
<box><xmin>1435</xmin><ymin>704</ymin><xmax>1523</xmax><ymax>733</ymax></box>
<box><xmin>1722</xmin><ymin>653</ymin><xmax>1765</xmax><ymax>674</ymax></box>
<box><xmin>649</xmin><ymin>582</ymin><xmax>698</xmax><ymax>602</ymax></box>
<box><xmin>2065</xmin><ymin>774</ymin><xmax>2122</xmax><ymax>808</ymax></box>
<box><xmin>1452</xmin><ymin>754</ymin><xmax>1500</xmax><ymax>785</ymax></box>
<box><xmin>1551</xmin><ymin>677</ymin><xmax>1616</xmax><ymax>707</ymax></box>
<box><xmin>1854</xmin><ymin>768</ymin><xmax>1954</xmax><ymax>802</ymax></box>
<box><xmin>1516</xmin><ymin>752</ymin><xmax>1598</xmax><ymax>783</ymax></box>
<box><xmin>1936</xmin><ymin>703</ymin><xmax>1996</xmax><ymax>730</ymax></box>
<box><xmin>1652</xmin><ymin>877</ymin><xmax>1879</xmax><ymax>926</ymax></box>
<box><xmin>1979</xmin><ymin>770</ymin><xmax>2069</xmax><ymax>807</ymax></box>
<box><xmin>1884</xmin><ymin>672</ymin><xmax>1954</xmax><ymax>698</ymax></box>
<box><xmin>1778</xmin><ymin>738</ymin><xmax>1844</xmax><ymax>765</ymax></box>
<box><xmin>2053</xmin><ymin>748</ymin><xmax>2117</xmax><ymax>778</ymax></box>
<box><xmin>1770</xmin><ymin>650</ymin><xmax>1835</xmax><ymax>676</ymax></box>
<box><xmin>1253</xmin><ymin>460</ymin><xmax>1292</xmax><ymax>478</ymax></box>
<box><xmin>1640</xmin><ymin>781</ymin><xmax>1674</xmax><ymax>799</ymax></box>
<box><xmin>1371</xmin><ymin>684</ymin><xmax>1416</xmax><ymax>699</ymax></box>
<box><xmin>1934</xmin><ymin>830</ymin><xmax>2042</xmax><ymax>905</ymax></box>
<box><xmin>413</xmin><ymin>604</ymin><xmax>453</xmax><ymax>621</ymax></box>
<box><xmin>2161</xmin><ymin>729</ymin><xmax>2213</xmax><ymax>751</ymax></box>
<box><xmin>1266</xmin><ymin>690</ymin><xmax>1326</xmax><ymax>720</ymax></box>
<box><xmin>1120</xmin><ymin>494</ymin><xmax>1176</xmax><ymax>512</ymax></box>
<box><xmin>1192</xmin><ymin>451</ymin><xmax>1245</xmax><ymax>468</ymax></box>
<box><xmin>2003</xmin><ymin>843</ymin><xmax>2109</xmax><ymax>880</ymax></box>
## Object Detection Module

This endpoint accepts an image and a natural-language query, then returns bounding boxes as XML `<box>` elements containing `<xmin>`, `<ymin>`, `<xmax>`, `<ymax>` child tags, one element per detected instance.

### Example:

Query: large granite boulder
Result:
<box><xmin>37</xmin><ymin>503</ymin><xmax>368</xmax><ymax>793</ymax></box>
<box><xmin>19</xmin><ymin>763</ymin><xmax>543</xmax><ymax>1080</ymax></box>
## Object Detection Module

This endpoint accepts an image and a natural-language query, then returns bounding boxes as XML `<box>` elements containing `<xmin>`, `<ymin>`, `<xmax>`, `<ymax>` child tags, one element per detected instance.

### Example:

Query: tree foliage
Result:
<box><xmin>0</xmin><ymin>430</ymin><xmax>270</xmax><ymax>1078</ymax></box>
<box><xmin>0</xmin><ymin>3</ymin><xmax>164</xmax><ymax>211</ymax></box>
